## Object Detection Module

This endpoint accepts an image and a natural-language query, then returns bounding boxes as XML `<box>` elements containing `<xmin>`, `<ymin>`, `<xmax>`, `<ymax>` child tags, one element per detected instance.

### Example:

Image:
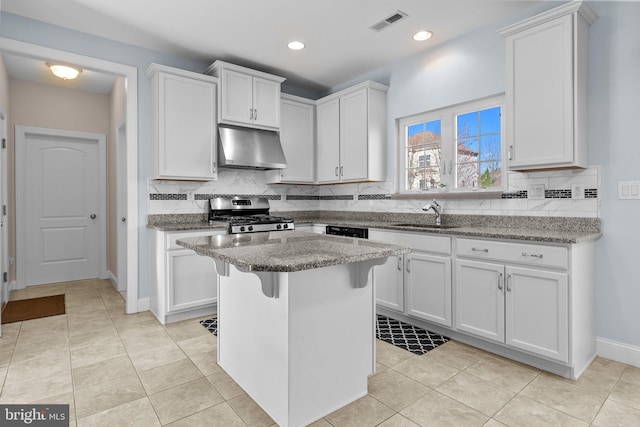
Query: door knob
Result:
<box><xmin>90</xmin><ymin>214</ymin><xmax>97</xmax><ymax>219</ymax></box>
<box><xmin>121</xmin><ymin>217</ymin><xmax>127</xmax><ymax>222</ymax></box>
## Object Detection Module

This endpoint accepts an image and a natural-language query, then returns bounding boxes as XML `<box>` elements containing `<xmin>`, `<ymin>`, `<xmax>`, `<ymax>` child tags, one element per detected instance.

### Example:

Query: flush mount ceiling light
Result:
<box><xmin>413</xmin><ymin>30</ymin><xmax>433</xmax><ymax>41</ymax></box>
<box><xmin>48</xmin><ymin>63</ymin><xmax>82</xmax><ymax>80</ymax></box>
<box><xmin>287</xmin><ymin>41</ymin><xmax>305</xmax><ymax>50</ymax></box>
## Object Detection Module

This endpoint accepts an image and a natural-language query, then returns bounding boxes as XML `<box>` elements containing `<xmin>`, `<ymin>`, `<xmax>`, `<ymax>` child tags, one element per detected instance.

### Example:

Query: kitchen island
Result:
<box><xmin>177</xmin><ymin>231</ymin><xmax>410</xmax><ymax>427</ymax></box>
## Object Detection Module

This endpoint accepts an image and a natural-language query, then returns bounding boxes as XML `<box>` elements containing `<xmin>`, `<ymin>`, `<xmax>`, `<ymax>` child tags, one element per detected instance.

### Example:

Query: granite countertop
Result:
<box><xmin>176</xmin><ymin>231</ymin><xmax>411</xmax><ymax>272</ymax></box>
<box><xmin>296</xmin><ymin>219</ymin><xmax>602</xmax><ymax>244</ymax></box>
<box><xmin>149</xmin><ymin>212</ymin><xmax>602</xmax><ymax>244</ymax></box>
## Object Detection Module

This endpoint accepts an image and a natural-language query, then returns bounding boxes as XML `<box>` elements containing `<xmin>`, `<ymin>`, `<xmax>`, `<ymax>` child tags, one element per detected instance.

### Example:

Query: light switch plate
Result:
<box><xmin>528</xmin><ymin>184</ymin><xmax>545</xmax><ymax>200</ymax></box>
<box><xmin>619</xmin><ymin>181</ymin><xmax>640</xmax><ymax>199</ymax></box>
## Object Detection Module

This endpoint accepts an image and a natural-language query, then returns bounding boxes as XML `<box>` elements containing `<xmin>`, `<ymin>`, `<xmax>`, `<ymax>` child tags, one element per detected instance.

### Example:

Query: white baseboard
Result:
<box><xmin>597</xmin><ymin>336</ymin><xmax>640</xmax><ymax>368</ymax></box>
<box><xmin>138</xmin><ymin>297</ymin><xmax>150</xmax><ymax>312</ymax></box>
<box><xmin>107</xmin><ymin>271</ymin><xmax>118</xmax><ymax>288</ymax></box>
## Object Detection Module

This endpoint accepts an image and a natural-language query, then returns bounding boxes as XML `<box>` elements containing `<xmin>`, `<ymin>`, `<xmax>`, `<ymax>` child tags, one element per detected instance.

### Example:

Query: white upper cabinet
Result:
<box><xmin>147</xmin><ymin>64</ymin><xmax>218</xmax><ymax>180</ymax></box>
<box><xmin>316</xmin><ymin>81</ymin><xmax>388</xmax><ymax>184</ymax></box>
<box><xmin>207</xmin><ymin>61</ymin><xmax>285</xmax><ymax>130</ymax></box>
<box><xmin>266</xmin><ymin>94</ymin><xmax>316</xmax><ymax>184</ymax></box>
<box><xmin>500</xmin><ymin>1</ymin><xmax>596</xmax><ymax>171</ymax></box>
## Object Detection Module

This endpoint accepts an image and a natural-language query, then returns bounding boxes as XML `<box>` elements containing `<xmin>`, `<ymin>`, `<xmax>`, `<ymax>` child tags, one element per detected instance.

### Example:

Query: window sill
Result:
<box><xmin>391</xmin><ymin>190</ymin><xmax>504</xmax><ymax>200</ymax></box>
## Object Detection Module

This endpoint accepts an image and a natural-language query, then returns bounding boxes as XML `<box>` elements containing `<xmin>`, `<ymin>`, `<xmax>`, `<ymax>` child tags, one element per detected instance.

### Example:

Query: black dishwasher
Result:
<box><xmin>326</xmin><ymin>225</ymin><xmax>368</xmax><ymax>239</ymax></box>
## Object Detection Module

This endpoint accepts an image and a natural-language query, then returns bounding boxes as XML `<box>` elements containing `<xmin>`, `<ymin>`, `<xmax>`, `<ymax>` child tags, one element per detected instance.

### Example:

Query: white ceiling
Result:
<box><xmin>1</xmin><ymin>0</ymin><xmax>544</xmax><ymax>94</ymax></box>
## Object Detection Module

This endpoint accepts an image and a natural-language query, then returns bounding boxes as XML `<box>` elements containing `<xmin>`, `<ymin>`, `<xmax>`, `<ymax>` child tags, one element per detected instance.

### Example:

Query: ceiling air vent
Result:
<box><xmin>369</xmin><ymin>10</ymin><xmax>409</xmax><ymax>32</ymax></box>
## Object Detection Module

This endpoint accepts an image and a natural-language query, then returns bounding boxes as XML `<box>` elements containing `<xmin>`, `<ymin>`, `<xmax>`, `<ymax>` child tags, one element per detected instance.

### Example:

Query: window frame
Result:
<box><xmin>397</xmin><ymin>94</ymin><xmax>505</xmax><ymax>195</ymax></box>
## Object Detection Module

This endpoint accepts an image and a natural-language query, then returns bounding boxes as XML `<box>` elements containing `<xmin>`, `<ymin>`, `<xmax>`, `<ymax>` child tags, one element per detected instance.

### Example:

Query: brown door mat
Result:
<box><xmin>1</xmin><ymin>294</ymin><xmax>66</xmax><ymax>324</ymax></box>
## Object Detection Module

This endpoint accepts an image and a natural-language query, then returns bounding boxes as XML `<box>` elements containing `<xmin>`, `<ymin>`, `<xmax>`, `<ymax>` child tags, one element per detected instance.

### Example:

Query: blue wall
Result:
<box><xmin>588</xmin><ymin>1</ymin><xmax>640</xmax><ymax>348</ymax></box>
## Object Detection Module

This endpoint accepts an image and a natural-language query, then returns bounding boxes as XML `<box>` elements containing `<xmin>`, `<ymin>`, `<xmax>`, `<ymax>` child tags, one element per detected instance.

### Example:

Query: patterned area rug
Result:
<box><xmin>376</xmin><ymin>314</ymin><xmax>449</xmax><ymax>355</ymax></box>
<box><xmin>200</xmin><ymin>315</ymin><xmax>448</xmax><ymax>355</ymax></box>
<box><xmin>200</xmin><ymin>317</ymin><xmax>218</xmax><ymax>336</ymax></box>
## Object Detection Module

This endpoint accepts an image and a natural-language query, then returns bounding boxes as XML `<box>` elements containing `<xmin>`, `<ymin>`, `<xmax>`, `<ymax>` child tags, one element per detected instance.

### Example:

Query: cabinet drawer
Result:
<box><xmin>167</xmin><ymin>230</ymin><xmax>225</xmax><ymax>250</ymax></box>
<box><xmin>370</xmin><ymin>229</ymin><xmax>451</xmax><ymax>255</ymax></box>
<box><xmin>456</xmin><ymin>238</ymin><xmax>568</xmax><ymax>269</ymax></box>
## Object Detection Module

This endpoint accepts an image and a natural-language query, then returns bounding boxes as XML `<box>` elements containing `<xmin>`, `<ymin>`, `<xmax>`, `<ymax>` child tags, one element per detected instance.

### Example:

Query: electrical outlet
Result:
<box><xmin>572</xmin><ymin>184</ymin><xmax>584</xmax><ymax>199</ymax></box>
<box><xmin>528</xmin><ymin>184</ymin><xmax>545</xmax><ymax>200</ymax></box>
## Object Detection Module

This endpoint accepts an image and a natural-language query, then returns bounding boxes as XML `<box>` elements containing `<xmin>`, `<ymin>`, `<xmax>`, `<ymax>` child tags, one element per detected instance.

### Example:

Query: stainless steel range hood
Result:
<box><xmin>218</xmin><ymin>124</ymin><xmax>287</xmax><ymax>170</ymax></box>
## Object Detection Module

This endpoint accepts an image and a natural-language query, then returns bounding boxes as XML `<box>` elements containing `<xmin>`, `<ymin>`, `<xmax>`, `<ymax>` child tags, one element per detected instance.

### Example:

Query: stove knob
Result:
<box><xmin>276</xmin><ymin>224</ymin><xmax>282</xmax><ymax>230</ymax></box>
<box><xmin>248</xmin><ymin>225</ymin><xmax>254</xmax><ymax>231</ymax></box>
<box><xmin>283</xmin><ymin>224</ymin><xmax>289</xmax><ymax>229</ymax></box>
<box><xmin>240</xmin><ymin>226</ymin><xmax>245</xmax><ymax>232</ymax></box>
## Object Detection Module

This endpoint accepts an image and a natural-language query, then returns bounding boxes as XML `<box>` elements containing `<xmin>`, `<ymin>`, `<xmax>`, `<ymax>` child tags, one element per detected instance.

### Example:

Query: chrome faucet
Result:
<box><xmin>422</xmin><ymin>199</ymin><xmax>442</xmax><ymax>225</ymax></box>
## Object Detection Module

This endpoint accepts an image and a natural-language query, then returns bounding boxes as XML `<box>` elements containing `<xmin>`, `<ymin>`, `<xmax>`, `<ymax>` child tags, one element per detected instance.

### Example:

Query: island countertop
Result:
<box><xmin>177</xmin><ymin>230</ymin><xmax>411</xmax><ymax>272</ymax></box>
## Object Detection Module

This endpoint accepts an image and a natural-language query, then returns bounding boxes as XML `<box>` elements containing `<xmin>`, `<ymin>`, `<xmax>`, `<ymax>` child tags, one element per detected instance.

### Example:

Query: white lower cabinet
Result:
<box><xmin>455</xmin><ymin>259</ymin><xmax>568</xmax><ymax>362</ymax></box>
<box><xmin>151</xmin><ymin>229</ymin><xmax>224</xmax><ymax>324</ymax></box>
<box><xmin>406</xmin><ymin>253</ymin><xmax>452</xmax><ymax>327</ymax></box>
<box><xmin>369</xmin><ymin>229</ymin><xmax>452</xmax><ymax>327</ymax></box>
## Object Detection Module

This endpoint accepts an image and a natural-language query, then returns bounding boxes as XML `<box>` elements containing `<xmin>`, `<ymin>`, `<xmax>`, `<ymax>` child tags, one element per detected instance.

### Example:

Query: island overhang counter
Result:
<box><xmin>177</xmin><ymin>231</ymin><xmax>410</xmax><ymax>427</ymax></box>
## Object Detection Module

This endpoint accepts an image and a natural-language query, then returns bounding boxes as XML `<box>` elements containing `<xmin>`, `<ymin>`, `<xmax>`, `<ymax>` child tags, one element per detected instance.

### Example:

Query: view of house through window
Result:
<box><xmin>400</xmin><ymin>95</ymin><xmax>504</xmax><ymax>193</ymax></box>
<box><xmin>456</xmin><ymin>106</ymin><xmax>502</xmax><ymax>189</ymax></box>
<box><xmin>407</xmin><ymin>120</ymin><xmax>441</xmax><ymax>191</ymax></box>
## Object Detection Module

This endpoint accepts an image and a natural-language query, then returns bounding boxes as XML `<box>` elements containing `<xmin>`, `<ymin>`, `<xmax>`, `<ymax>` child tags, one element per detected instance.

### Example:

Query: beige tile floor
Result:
<box><xmin>1</xmin><ymin>279</ymin><xmax>640</xmax><ymax>426</ymax></box>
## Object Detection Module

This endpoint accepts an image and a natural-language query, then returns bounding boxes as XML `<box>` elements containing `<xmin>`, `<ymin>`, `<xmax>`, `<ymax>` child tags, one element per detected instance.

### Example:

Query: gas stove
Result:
<box><xmin>208</xmin><ymin>197</ymin><xmax>295</xmax><ymax>234</ymax></box>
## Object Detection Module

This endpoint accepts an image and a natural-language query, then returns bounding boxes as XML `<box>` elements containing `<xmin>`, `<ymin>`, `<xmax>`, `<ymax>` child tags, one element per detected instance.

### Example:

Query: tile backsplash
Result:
<box><xmin>148</xmin><ymin>166</ymin><xmax>600</xmax><ymax>218</ymax></box>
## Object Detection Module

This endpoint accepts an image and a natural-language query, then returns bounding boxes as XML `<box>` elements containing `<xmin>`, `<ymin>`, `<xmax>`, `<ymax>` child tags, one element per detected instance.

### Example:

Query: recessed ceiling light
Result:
<box><xmin>413</xmin><ymin>30</ymin><xmax>433</xmax><ymax>42</ymax></box>
<box><xmin>48</xmin><ymin>63</ymin><xmax>82</xmax><ymax>80</ymax></box>
<box><xmin>287</xmin><ymin>41</ymin><xmax>305</xmax><ymax>50</ymax></box>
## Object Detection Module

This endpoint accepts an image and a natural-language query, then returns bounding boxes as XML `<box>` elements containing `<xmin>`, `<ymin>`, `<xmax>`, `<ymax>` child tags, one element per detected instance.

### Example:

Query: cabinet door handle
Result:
<box><xmin>335</xmin><ymin>166</ymin><xmax>339</xmax><ymax>177</ymax></box>
<box><xmin>449</xmin><ymin>160</ymin><xmax>453</xmax><ymax>175</ymax></box>
<box><xmin>397</xmin><ymin>257</ymin><xmax>402</xmax><ymax>271</ymax></box>
<box><xmin>340</xmin><ymin>166</ymin><xmax>343</xmax><ymax>177</ymax></box>
<box><xmin>508</xmin><ymin>145</ymin><xmax>513</xmax><ymax>160</ymax></box>
<box><xmin>522</xmin><ymin>252</ymin><xmax>543</xmax><ymax>258</ymax></box>
<box><xmin>506</xmin><ymin>273</ymin><xmax>512</xmax><ymax>292</ymax></box>
<box><xmin>497</xmin><ymin>272</ymin><xmax>503</xmax><ymax>290</ymax></box>
<box><xmin>249</xmin><ymin>108</ymin><xmax>253</xmax><ymax>120</ymax></box>
<box><xmin>471</xmin><ymin>247</ymin><xmax>489</xmax><ymax>253</ymax></box>
<box><xmin>442</xmin><ymin>161</ymin><xmax>446</xmax><ymax>175</ymax></box>
<box><xmin>253</xmin><ymin>109</ymin><xmax>257</xmax><ymax>120</ymax></box>
<box><xmin>406</xmin><ymin>259</ymin><xmax>411</xmax><ymax>273</ymax></box>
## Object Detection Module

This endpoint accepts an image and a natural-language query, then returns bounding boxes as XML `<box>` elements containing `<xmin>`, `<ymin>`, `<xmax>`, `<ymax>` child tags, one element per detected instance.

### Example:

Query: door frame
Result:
<box><xmin>116</xmin><ymin>119</ymin><xmax>127</xmax><ymax>292</ymax></box>
<box><xmin>0</xmin><ymin>37</ymin><xmax>139</xmax><ymax>313</ymax></box>
<box><xmin>15</xmin><ymin>126</ymin><xmax>107</xmax><ymax>287</ymax></box>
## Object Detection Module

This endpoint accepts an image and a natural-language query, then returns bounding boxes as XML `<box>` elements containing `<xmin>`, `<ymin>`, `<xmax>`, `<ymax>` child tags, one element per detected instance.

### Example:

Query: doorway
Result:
<box><xmin>0</xmin><ymin>37</ymin><xmax>139</xmax><ymax>316</ymax></box>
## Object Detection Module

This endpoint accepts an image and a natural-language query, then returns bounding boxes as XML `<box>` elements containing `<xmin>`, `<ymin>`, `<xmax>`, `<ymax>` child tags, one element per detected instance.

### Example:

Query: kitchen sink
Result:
<box><xmin>391</xmin><ymin>223</ymin><xmax>458</xmax><ymax>229</ymax></box>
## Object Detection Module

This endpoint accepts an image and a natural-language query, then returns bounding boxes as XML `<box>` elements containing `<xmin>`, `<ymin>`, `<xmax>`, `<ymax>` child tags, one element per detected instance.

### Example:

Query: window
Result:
<box><xmin>399</xmin><ymin>94</ymin><xmax>504</xmax><ymax>193</ymax></box>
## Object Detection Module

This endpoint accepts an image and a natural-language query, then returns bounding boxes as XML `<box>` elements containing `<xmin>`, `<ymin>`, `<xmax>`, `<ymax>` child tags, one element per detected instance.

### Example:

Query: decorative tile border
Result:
<box><xmin>194</xmin><ymin>194</ymin><xmax>282</xmax><ymax>200</ymax></box>
<box><xmin>286</xmin><ymin>195</ymin><xmax>320</xmax><ymax>201</ymax></box>
<box><xmin>358</xmin><ymin>194</ymin><xmax>393</xmax><ymax>200</ymax></box>
<box><xmin>149</xmin><ymin>194</ymin><xmax>187</xmax><ymax>201</ymax></box>
<box><xmin>585</xmin><ymin>188</ymin><xmax>598</xmax><ymax>199</ymax></box>
<box><xmin>501</xmin><ymin>191</ymin><xmax>528</xmax><ymax>199</ymax></box>
<box><xmin>545</xmin><ymin>189</ymin><xmax>572</xmax><ymax>199</ymax></box>
<box><xmin>319</xmin><ymin>195</ymin><xmax>354</xmax><ymax>201</ymax></box>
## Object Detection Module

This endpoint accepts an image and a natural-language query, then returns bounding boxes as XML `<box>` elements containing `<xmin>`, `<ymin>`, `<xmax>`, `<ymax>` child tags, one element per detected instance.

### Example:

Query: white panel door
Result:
<box><xmin>220</xmin><ymin>69</ymin><xmax>253</xmax><ymax>125</ymax></box>
<box><xmin>507</xmin><ymin>14</ymin><xmax>574</xmax><ymax>168</ymax></box>
<box><xmin>505</xmin><ymin>266</ymin><xmax>569</xmax><ymax>362</ymax></box>
<box><xmin>316</xmin><ymin>98</ymin><xmax>340</xmax><ymax>183</ymax></box>
<box><xmin>252</xmin><ymin>77</ymin><xmax>280</xmax><ymax>128</ymax></box>
<box><xmin>340</xmin><ymin>88</ymin><xmax>368</xmax><ymax>182</ymax></box>
<box><xmin>373</xmin><ymin>255</ymin><xmax>404</xmax><ymax>312</ymax></box>
<box><xmin>455</xmin><ymin>259</ymin><xmax>504</xmax><ymax>343</ymax></box>
<box><xmin>18</xmin><ymin>128</ymin><xmax>104</xmax><ymax>286</ymax></box>
<box><xmin>406</xmin><ymin>253</ymin><xmax>452</xmax><ymax>327</ymax></box>
<box><xmin>158</xmin><ymin>72</ymin><xmax>217</xmax><ymax>179</ymax></box>
<box><xmin>279</xmin><ymin>98</ymin><xmax>315</xmax><ymax>183</ymax></box>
